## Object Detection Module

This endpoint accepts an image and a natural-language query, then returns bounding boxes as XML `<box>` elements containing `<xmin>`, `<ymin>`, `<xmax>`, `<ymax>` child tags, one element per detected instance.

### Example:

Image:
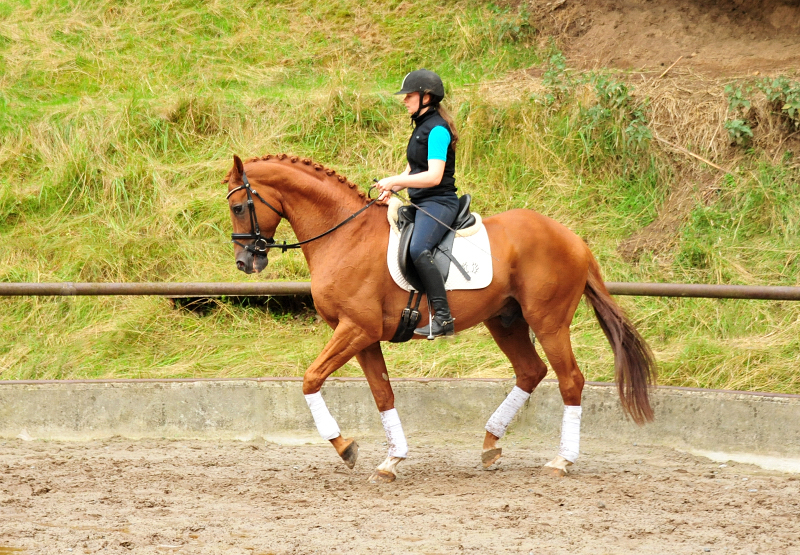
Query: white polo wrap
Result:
<box><xmin>485</xmin><ymin>386</ymin><xmax>531</xmax><ymax>438</ymax></box>
<box><xmin>304</xmin><ymin>391</ymin><xmax>340</xmax><ymax>441</ymax></box>
<box><xmin>558</xmin><ymin>405</ymin><xmax>582</xmax><ymax>463</ymax></box>
<box><xmin>380</xmin><ymin>408</ymin><xmax>408</xmax><ymax>458</ymax></box>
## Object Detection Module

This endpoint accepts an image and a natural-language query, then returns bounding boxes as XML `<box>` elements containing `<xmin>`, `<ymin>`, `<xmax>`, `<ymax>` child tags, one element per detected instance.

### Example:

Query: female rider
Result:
<box><xmin>377</xmin><ymin>69</ymin><xmax>459</xmax><ymax>338</ymax></box>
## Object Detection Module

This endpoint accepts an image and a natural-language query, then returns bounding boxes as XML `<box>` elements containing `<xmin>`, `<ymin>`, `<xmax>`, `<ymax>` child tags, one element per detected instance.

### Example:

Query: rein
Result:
<box><xmin>227</xmin><ymin>169</ymin><xmax>377</xmax><ymax>254</ymax></box>
<box><xmin>382</xmin><ymin>186</ymin><xmax>499</xmax><ymax>263</ymax></box>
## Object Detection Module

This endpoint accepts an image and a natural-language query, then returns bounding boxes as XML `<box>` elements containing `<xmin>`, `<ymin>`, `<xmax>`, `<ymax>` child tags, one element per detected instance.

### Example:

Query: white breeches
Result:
<box><xmin>485</xmin><ymin>386</ymin><xmax>531</xmax><ymax>438</ymax></box>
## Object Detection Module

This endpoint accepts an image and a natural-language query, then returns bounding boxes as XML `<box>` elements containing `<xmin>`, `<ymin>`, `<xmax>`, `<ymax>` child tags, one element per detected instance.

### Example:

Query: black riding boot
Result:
<box><xmin>412</xmin><ymin>250</ymin><xmax>455</xmax><ymax>338</ymax></box>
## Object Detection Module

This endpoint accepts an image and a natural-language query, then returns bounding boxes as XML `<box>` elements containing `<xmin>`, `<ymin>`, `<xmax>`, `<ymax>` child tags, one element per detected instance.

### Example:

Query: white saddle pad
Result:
<box><xmin>386</xmin><ymin>198</ymin><xmax>493</xmax><ymax>292</ymax></box>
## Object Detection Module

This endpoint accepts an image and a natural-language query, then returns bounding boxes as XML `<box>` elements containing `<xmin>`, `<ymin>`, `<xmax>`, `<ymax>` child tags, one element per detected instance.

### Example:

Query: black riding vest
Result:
<box><xmin>406</xmin><ymin>109</ymin><xmax>457</xmax><ymax>203</ymax></box>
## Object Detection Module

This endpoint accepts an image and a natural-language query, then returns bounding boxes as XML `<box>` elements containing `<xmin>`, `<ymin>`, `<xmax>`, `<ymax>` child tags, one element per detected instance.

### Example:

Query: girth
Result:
<box><xmin>396</xmin><ymin>194</ymin><xmax>476</xmax><ymax>292</ymax></box>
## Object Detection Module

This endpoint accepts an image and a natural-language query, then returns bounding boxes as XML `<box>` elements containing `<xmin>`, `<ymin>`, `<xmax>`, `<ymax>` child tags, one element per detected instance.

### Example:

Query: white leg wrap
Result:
<box><xmin>380</xmin><ymin>408</ymin><xmax>408</xmax><ymax>458</ymax></box>
<box><xmin>304</xmin><ymin>392</ymin><xmax>341</xmax><ymax>441</ymax></box>
<box><xmin>485</xmin><ymin>386</ymin><xmax>531</xmax><ymax>438</ymax></box>
<box><xmin>558</xmin><ymin>405</ymin><xmax>582</xmax><ymax>463</ymax></box>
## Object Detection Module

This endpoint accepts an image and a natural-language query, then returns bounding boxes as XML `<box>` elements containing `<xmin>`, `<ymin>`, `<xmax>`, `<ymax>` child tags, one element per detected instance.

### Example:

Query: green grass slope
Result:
<box><xmin>1</xmin><ymin>0</ymin><xmax>799</xmax><ymax>393</ymax></box>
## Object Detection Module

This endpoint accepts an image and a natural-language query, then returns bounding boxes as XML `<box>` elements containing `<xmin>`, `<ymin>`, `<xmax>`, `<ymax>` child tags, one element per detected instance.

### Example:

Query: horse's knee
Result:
<box><xmin>515</xmin><ymin>363</ymin><xmax>547</xmax><ymax>393</ymax></box>
<box><xmin>302</xmin><ymin>373</ymin><xmax>326</xmax><ymax>395</ymax></box>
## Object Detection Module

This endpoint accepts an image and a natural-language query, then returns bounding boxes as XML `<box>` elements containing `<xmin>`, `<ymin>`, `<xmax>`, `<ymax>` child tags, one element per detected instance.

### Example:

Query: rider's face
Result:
<box><xmin>403</xmin><ymin>92</ymin><xmax>431</xmax><ymax>115</ymax></box>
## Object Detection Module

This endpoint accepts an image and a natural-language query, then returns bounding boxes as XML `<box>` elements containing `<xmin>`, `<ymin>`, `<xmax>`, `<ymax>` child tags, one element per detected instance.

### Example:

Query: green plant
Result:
<box><xmin>723</xmin><ymin>83</ymin><xmax>754</xmax><ymax>146</ymax></box>
<box><xmin>487</xmin><ymin>3</ymin><xmax>534</xmax><ymax>43</ymax></box>
<box><xmin>757</xmin><ymin>76</ymin><xmax>800</xmax><ymax>129</ymax></box>
<box><xmin>759</xmin><ymin>76</ymin><xmax>791</xmax><ymax>104</ymax></box>
<box><xmin>724</xmin><ymin>119</ymin><xmax>754</xmax><ymax>146</ymax></box>
<box><xmin>596</xmin><ymin>77</ymin><xmax>632</xmax><ymax>109</ymax></box>
<box><xmin>724</xmin><ymin>84</ymin><xmax>752</xmax><ymax>113</ymax></box>
<box><xmin>577</xmin><ymin>75</ymin><xmax>652</xmax><ymax>162</ymax></box>
<box><xmin>541</xmin><ymin>45</ymin><xmax>574</xmax><ymax>105</ymax></box>
<box><xmin>624</xmin><ymin>106</ymin><xmax>652</xmax><ymax>150</ymax></box>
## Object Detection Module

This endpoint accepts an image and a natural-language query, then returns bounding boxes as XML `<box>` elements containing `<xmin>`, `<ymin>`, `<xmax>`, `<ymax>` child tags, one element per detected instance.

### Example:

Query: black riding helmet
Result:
<box><xmin>394</xmin><ymin>69</ymin><xmax>444</xmax><ymax>119</ymax></box>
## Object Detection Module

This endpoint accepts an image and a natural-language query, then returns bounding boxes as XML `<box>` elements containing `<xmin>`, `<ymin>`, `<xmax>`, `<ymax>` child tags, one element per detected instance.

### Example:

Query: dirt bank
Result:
<box><xmin>535</xmin><ymin>0</ymin><xmax>800</xmax><ymax>76</ymax></box>
<box><xmin>1</xmin><ymin>435</ymin><xmax>798</xmax><ymax>554</ymax></box>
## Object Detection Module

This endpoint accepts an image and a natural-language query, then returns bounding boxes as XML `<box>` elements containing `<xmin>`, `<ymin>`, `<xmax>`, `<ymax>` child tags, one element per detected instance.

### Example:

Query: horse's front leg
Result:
<box><xmin>302</xmin><ymin>322</ymin><xmax>378</xmax><ymax>470</ymax></box>
<box><xmin>354</xmin><ymin>342</ymin><xmax>407</xmax><ymax>484</ymax></box>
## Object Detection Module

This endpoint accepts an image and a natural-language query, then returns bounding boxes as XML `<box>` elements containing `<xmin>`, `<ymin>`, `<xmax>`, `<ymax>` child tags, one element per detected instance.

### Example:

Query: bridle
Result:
<box><xmin>226</xmin><ymin>169</ymin><xmax>377</xmax><ymax>255</ymax></box>
<box><xmin>226</xmin><ymin>170</ymin><xmax>283</xmax><ymax>255</ymax></box>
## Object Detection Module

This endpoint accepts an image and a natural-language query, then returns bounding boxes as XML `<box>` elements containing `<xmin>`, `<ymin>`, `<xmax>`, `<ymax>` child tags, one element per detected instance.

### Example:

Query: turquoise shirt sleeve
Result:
<box><xmin>427</xmin><ymin>126</ymin><xmax>451</xmax><ymax>161</ymax></box>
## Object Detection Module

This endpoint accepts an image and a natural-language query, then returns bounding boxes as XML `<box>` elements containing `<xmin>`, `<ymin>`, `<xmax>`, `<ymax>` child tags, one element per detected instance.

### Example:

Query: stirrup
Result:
<box><xmin>414</xmin><ymin>316</ymin><xmax>455</xmax><ymax>339</ymax></box>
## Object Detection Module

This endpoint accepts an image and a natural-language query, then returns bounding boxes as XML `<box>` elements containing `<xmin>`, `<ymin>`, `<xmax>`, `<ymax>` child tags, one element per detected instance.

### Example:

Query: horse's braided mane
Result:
<box><xmin>222</xmin><ymin>153</ymin><xmax>368</xmax><ymax>202</ymax></box>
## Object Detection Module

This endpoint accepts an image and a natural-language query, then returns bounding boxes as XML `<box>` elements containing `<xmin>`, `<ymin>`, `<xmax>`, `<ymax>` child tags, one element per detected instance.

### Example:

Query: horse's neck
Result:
<box><xmin>252</xmin><ymin>162</ymin><xmax>376</xmax><ymax>248</ymax></box>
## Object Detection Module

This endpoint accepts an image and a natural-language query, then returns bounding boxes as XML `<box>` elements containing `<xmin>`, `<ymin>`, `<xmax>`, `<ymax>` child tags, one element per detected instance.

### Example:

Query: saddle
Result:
<box><xmin>395</xmin><ymin>194</ymin><xmax>476</xmax><ymax>292</ymax></box>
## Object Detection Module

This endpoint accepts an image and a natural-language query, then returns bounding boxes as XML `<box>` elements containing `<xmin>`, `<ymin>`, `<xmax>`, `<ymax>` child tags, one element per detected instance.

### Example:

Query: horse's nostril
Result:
<box><xmin>236</xmin><ymin>260</ymin><xmax>246</xmax><ymax>272</ymax></box>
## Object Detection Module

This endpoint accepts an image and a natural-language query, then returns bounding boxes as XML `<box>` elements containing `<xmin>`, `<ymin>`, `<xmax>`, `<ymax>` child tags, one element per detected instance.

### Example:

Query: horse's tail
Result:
<box><xmin>583</xmin><ymin>256</ymin><xmax>656</xmax><ymax>424</ymax></box>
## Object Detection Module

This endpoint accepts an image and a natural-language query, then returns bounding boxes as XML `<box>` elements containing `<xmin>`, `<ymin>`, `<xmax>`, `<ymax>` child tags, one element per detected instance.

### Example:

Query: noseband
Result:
<box><xmin>227</xmin><ymin>169</ymin><xmax>377</xmax><ymax>255</ymax></box>
<box><xmin>226</xmin><ymin>170</ymin><xmax>284</xmax><ymax>255</ymax></box>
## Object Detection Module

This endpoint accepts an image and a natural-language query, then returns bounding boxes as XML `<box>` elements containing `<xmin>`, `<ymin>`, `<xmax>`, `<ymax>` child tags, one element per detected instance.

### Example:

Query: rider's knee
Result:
<box><xmin>409</xmin><ymin>243</ymin><xmax>428</xmax><ymax>262</ymax></box>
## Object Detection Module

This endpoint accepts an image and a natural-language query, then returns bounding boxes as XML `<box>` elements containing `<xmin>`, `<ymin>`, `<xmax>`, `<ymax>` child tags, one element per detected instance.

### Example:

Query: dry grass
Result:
<box><xmin>639</xmin><ymin>70</ymin><xmax>731</xmax><ymax>159</ymax></box>
<box><xmin>1</xmin><ymin>0</ymin><xmax>799</xmax><ymax>393</ymax></box>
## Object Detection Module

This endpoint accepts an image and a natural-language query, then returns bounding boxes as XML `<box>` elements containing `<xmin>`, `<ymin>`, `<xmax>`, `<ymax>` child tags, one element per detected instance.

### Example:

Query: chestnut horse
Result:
<box><xmin>224</xmin><ymin>154</ymin><xmax>656</xmax><ymax>483</ymax></box>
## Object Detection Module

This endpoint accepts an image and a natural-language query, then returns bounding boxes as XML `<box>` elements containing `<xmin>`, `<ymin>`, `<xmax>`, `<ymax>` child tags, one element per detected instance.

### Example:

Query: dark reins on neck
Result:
<box><xmin>227</xmin><ymin>168</ymin><xmax>377</xmax><ymax>254</ymax></box>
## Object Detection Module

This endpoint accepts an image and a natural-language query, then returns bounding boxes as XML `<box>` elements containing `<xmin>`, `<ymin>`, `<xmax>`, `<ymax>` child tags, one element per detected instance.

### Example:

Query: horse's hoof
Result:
<box><xmin>541</xmin><ymin>466</ymin><xmax>567</xmax><ymax>478</ymax></box>
<box><xmin>339</xmin><ymin>438</ymin><xmax>359</xmax><ymax>469</ymax></box>
<box><xmin>542</xmin><ymin>455</ymin><xmax>572</xmax><ymax>477</ymax></box>
<box><xmin>368</xmin><ymin>470</ymin><xmax>396</xmax><ymax>484</ymax></box>
<box><xmin>481</xmin><ymin>447</ymin><xmax>502</xmax><ymax>468</ymax></box>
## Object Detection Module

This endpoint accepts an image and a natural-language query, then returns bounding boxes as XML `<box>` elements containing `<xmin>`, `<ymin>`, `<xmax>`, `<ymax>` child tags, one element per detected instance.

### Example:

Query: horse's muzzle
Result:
<box><xmin>235</xmin><ymin>250</ymin><xmax>268</xmax><ymax>274</ymax></box>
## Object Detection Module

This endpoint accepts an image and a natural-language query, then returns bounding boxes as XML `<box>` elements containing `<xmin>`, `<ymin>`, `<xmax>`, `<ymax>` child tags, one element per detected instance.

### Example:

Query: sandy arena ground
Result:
<box><xmin>1</xmin><ymin>434</ymin><xmax>798</xmax><ymax>555</ymax></box>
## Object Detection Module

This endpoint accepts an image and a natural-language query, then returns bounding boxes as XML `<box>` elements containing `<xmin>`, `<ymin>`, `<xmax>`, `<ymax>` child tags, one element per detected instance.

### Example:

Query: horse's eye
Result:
<box><xmin>232</xmin><ymin>204</ymin><xmax>244</xmax><ymax>216</ymax></box>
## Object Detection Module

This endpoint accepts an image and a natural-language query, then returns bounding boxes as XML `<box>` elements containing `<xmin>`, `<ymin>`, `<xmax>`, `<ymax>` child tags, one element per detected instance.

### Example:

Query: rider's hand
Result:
<box><xmin>377</xmin><ymin>177</ymin><xmax>398</xmax><ymax>201</ymax></box>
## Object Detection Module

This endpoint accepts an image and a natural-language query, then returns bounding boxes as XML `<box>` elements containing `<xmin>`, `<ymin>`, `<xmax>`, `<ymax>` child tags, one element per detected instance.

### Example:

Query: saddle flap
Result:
<box><xmin>387</xmin><ymin>208</ymin><xmax>493</xmax><ymax>293</ymax></box>
<box><xmin>453</xmin><ymin>194</ymin><xmax>473</xmax><ymax>229</ymax></box>
<box><xmin>396</xmin><ymin>206</ymin><xmax>423</xmax><ymax>291</ymax></box>
<box><xmin>393</xmin><ymin>195</ymin><xmax>478</xmax><ymax>292</ymax></box>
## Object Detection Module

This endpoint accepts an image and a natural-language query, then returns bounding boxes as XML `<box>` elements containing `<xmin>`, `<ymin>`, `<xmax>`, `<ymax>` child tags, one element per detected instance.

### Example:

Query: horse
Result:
<box><xmin>223</xmin><ymin>153</ymin><xmax>656</xmax><ymax>483</ymax></box>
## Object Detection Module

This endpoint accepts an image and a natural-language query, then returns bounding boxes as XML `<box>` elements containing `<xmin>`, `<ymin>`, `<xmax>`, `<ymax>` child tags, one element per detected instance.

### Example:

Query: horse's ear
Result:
<box><xmin>232</xmin><ymin>154</ymin><xmax>244</xmax><ymax>177</ymax></box>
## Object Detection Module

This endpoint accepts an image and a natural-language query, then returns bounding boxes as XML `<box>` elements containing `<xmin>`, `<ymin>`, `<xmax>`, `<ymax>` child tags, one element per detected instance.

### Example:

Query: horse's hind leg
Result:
<box><xmin>354</xmin><ymin>342</ymin><xmax>407</xmax><ymax>484</ymax></box>
<box><xmin>482</xmin><ymin>316</ymin><xmax>548</xmax><ymax>468</ymax></box>
<box><xmin>532</xmin><ymin>326</ymin><xmax>585</xmax><ymax>477</ymax></box>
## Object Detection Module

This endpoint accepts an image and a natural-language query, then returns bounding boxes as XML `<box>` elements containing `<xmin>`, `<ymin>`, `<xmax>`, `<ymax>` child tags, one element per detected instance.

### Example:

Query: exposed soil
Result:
<box><xmin>533</xmin><ymin>0</ymin><xmax>800</xmax><ymax>77</ymax></box>
<box><xmin>1</xmin><ymin>435</ymin><xmax>799</xmax><ymax>554</ymax></box>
